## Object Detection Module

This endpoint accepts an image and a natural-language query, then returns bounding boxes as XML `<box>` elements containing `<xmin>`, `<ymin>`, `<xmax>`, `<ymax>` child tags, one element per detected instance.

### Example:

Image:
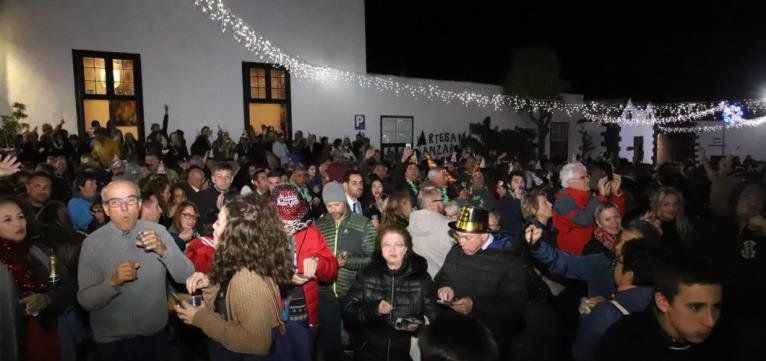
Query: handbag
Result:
<box><xmin>263</xmin><ymin>281</ymin><xmax>313</xmax><ymax>361</ymax></box>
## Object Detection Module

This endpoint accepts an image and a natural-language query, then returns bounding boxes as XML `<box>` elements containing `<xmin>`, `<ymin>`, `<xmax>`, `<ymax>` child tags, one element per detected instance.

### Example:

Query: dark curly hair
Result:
<box><xmin>208</xmin><ymin>195</ymin><xmax>293</xmax><ymax>286</ymax></box>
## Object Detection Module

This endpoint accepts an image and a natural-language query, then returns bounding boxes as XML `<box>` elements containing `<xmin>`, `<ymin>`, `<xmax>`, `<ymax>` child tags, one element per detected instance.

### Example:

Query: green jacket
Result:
<box><xmin>315</xmin><ymin>211</ymin><xmax>377</xmax><ymax>298</ymax></box>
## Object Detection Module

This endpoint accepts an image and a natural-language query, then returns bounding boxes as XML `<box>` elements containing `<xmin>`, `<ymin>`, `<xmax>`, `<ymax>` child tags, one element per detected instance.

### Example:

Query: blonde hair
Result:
<box><xmin>649</xmin><ymin>187</ymin><xmax>691</xmax><ymax>241</ymax></box>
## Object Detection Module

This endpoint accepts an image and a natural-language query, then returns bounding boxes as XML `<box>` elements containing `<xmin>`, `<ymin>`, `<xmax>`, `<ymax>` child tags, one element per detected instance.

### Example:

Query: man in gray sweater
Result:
<box><xmin>77</xmin><ymin>180</ymin><xmax>194</xmax><ymax>360</ymax></box>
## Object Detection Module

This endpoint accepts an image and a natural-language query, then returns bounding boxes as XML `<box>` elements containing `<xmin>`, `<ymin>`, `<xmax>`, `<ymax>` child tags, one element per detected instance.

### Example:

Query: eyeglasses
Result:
<box><xmin>181</xmin><ymin>213</ymin><xmax>198</xmax><ymax>221</ymax></box>
<box><xmin>104</xmin><ymin>195</ymin><xmax>139</xmax><ymax>208</ymax></box>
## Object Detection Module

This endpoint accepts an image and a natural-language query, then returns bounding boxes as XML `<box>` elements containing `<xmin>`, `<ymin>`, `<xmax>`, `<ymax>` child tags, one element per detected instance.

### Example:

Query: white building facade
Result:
<box><xmin>2</xmin><ymin>0</ymin><xmax>591</xmax><ymax>161</ymax></box>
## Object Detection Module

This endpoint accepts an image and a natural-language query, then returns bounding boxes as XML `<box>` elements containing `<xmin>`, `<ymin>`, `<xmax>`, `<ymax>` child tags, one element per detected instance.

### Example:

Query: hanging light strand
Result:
<box><xmin>193</xmin><ymin>0</ymin><xmax>766</xmax><ymax>130</ymax></box>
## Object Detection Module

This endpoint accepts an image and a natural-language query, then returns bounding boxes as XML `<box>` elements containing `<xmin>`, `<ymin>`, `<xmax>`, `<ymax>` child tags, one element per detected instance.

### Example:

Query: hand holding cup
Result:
<box><xmin>136</xmin><ymin>229</ymin><xmax>167</xmax><ymax>256</ymax></box>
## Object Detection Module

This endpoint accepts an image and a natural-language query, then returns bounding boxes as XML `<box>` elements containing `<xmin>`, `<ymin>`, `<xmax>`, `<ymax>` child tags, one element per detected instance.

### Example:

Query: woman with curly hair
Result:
<box><xmin>175</xmin><ymin>196</ymin><xmax>293</xmax><ymax>360</ymax></box>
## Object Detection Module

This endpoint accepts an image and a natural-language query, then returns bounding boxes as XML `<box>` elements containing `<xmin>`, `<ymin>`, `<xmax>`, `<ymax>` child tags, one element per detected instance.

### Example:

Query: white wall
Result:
<box><xmin>619</xmin><ymin>125</ymin><xmax>653</xmax><ymax>164</ymax></box>
<box><xmin>696</xmin><ymin>121</ymin><xmax>766</xmax><ymax>160</ymax></box>
<box><xmin>0</xmin><ymin>0</ymin><xmax>534</xmax><ymax>152</ymax></box>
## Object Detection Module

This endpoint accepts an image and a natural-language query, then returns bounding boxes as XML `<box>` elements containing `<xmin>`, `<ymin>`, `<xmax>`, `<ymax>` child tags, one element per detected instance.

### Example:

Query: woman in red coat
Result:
<box><xmin>271</xmin><ymin>185</ymin><xmax>339</xmax><ymax>360</ymax></box>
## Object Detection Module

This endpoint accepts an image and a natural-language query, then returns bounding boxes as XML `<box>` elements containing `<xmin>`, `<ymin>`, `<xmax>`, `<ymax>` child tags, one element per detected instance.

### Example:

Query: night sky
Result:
<box><xmin>365</xmin><ymin>1</ymin><xmax>766</xmax><ymax>103</ymax></box>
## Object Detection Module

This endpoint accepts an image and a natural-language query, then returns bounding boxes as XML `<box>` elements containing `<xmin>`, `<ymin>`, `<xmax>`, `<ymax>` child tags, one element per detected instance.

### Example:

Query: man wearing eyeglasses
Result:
<box><xmin>77</xmin><ymin>180</ymin><xmax>194</xmax><ymax>360</ymax></box>
<box><xmin>553</xmin><ymin>162</ymin><xmax>624</xmax><ymax>255</ymax></box>
<box><xmin>408</xmin><ymin>188</ymin><xmax>452</xmax><ymax>278</ymax></box>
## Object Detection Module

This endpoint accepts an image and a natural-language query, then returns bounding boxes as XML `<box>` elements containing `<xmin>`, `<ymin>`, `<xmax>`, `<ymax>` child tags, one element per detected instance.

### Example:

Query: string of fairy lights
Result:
<box><xmin>193</xmin><ymin>0</ymin><xmax>766</xmax><ymax>133</ymax></box>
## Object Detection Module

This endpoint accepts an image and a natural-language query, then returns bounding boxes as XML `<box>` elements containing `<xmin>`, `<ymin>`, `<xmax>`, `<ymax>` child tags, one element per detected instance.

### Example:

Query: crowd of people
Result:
<box><xmin>1</xmin><ymin>120</ymin><xmax>766</xmax><ymax>361</ymax></box>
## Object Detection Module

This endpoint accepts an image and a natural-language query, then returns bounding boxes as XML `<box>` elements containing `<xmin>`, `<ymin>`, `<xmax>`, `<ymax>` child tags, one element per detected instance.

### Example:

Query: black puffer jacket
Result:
<box><xmin>342</xmin><ymin>251</ymin><xmax>436</xmax><ymax>361</ymax></box>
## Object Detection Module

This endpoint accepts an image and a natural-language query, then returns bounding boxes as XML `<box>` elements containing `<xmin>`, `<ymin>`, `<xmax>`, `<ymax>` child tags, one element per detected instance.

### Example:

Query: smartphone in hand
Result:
<box><xmin>606</xmin><ymin>163</ymin><xmax>614</xmax><ymax>182</ymax></box>
<box><xmin>394</xmin><ymin>317</ymin><xmax>423</xmax><ymax>330</ymax></box>
<box><xmin>436</xmin><ymin>299</ymin><xmax>454</xmax><ymax>307</ymax></box>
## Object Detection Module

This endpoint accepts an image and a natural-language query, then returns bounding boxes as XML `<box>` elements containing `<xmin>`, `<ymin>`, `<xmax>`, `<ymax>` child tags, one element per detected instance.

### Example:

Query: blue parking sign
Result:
<box><xmin>354</xmin><ymin>114</ymin><xmax>365</xmax><ymax>130</ymax></box>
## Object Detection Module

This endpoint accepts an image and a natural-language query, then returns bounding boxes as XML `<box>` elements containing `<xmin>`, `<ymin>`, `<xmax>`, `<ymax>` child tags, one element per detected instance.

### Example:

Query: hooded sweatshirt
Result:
<box><xmin>407</xmin><ymin>209</ymin><xmax>454</xmax><ymax>278</ymax></box>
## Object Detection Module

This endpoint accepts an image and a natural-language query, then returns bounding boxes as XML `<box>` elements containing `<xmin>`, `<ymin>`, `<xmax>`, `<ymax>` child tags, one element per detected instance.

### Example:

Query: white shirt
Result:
<box><xmin>347</xmin><ymin>194</ymin><xmax>361</xmax><ymax>214</ymax></box>
<box><xmin>480</xmin><ymin>234</ymin><xmax>494</xmax><ymax>251</ymax></box>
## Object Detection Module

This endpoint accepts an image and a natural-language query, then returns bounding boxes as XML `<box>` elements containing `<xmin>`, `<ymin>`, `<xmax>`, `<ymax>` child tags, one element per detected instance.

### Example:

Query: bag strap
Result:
<box><xmin>265</xmin><ymin>279</ymin><xmax>286</xmax><ymax>335</ymax></box>
<box><xmin>609</xmin><ymin>300</ymin><xmax>630</xmax><ymax>315</ymax></box>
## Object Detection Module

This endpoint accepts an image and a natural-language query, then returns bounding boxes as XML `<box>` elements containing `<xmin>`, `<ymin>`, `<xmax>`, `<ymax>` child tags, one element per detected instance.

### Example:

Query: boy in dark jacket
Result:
<box><xmin>594</xmin><ymin>251</ymin><xmax>725</xmax><ymax>361</ymax></box>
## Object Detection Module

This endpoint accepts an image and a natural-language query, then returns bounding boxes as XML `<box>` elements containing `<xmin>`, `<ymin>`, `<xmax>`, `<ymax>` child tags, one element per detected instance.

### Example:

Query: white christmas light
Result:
<box><xmin>659</xmin><ymin>115</ymin><xmax>766</xmax><ymax>133</ymax></box>
<box><xmin>193</xmin><ymin>0</ymin><xmax>766</xmax><ymax>130</ymax></box>
<box><xmin>582</xmin><ymin>100</ymin><xmax>725</xmax><ymax>126</ymax></box>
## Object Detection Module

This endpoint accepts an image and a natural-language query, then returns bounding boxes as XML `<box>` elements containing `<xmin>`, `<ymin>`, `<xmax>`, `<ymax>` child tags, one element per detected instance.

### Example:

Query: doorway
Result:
<box><xmin>655</xmin><ymin>131</ymin><xmax>695</xmax><ymax>165</ymax></box>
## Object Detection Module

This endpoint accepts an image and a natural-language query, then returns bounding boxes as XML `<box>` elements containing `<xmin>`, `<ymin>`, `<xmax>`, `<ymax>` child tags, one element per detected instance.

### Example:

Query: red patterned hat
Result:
<box><xmin>271</xmin><ymin>184</ymin><xmax>309</xmax><ymax>221</ymax></box>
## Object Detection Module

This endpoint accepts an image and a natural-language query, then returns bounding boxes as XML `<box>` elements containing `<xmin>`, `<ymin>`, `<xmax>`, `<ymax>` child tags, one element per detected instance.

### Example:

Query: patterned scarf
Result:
<box><xmin>593</xmin><ymin>226</ymin><xmax>618</xmax><ymax>252</ymax></box>
<box><xmin>406</xmin><ymin>180</ymin><xmax>419</xmax><ymax>196</ymax></box>
<box><xmin>0</xmin><ymin>239</ymin><xmax>47</xmax><ymax>293</ymax></box>
<box><xmin>438</xmin><ymin>187</ymin><xmax>450</xmax><ymax>202</ymax></box>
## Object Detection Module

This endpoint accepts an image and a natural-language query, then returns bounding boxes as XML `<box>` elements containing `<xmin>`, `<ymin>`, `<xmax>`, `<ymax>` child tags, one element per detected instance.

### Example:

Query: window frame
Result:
<box><xmin>549</xmin><ymin>122</ymin><xmax>569</xmax><ymax>162</ymax></box>
<box><xmin>241</xmin><ymin>62</ymin><xmax>292</xmax><ymax>138</ymax></box>
<box><xmin>380</xmin><ymin>115</ymin><xmax>414</xmax><ymax>162</ymax></box>
<box><xmin>72</xmin><ymin>49</ymin><xmax>145</xmax><ymax>139</ymax></box>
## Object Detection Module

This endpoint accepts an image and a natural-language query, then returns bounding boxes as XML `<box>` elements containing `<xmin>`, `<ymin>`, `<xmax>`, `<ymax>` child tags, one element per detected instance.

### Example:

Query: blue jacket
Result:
<box><xmin>529</xmin><ymin>233</ymin><xmax>615</xmax><ymax>298</ymax></box>
<box><xmin>67</xmin><ymin>196</ymin><xmax>93</xmax><ymax>231</ymax></box>
<box><xmin>573</xmin><ymin>286</ymin><xmax>654</xmax><ymax>361</ymax></box>
<box><xmin>488</xmin><ymin>231</ymin><xmax>554</xmax><ymax>305</ymax></box>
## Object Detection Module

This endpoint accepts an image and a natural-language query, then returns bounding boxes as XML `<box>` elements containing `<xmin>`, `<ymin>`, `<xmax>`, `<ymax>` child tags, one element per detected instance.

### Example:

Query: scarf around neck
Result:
<box><xmin>593</xmin><ymin>226</ymin><xmax>618</xmax><ymax>252</ymax></box>
<box><xmin>0</xmin><ymin>239</ymin><xmax>48</xmax><ymax>293</ymax></box>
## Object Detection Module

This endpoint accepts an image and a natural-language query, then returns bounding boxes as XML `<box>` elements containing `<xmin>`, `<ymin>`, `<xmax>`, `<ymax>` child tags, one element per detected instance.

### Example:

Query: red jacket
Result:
<box><xmin>293</xmin><ymin>224</ymin><xmax>339</xmax><ymax>326</ymax></box>
<box><xmin>552</xmin><ymin>188</ymin><xmax>624</xmax><ymax>255</ymax></box>
<box><xmin>185</xmin><ymin>236</ymin><xmax>216</xmax><ymax>273</ymax></box>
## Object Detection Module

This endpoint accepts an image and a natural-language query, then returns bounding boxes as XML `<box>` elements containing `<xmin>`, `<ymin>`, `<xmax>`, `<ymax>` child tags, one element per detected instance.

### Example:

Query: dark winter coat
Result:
<box><xmin>595</xmin><ymin>308</ymin><xmax>726</xmax><ymax>361</ymax></box>
<box><xmin>342</xmin><ymin>252</ymin><xmax>436</xmax><ymax>361</ymax></box>
<box><xmin>434</xmin><ymin>240</ymin><xmax>528</xmax><ymax>347</ymax></box>
<box><xmin>494</xmin><ymin>194</ymin><xmax>524</xmax><ymax>236</ymax></box>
